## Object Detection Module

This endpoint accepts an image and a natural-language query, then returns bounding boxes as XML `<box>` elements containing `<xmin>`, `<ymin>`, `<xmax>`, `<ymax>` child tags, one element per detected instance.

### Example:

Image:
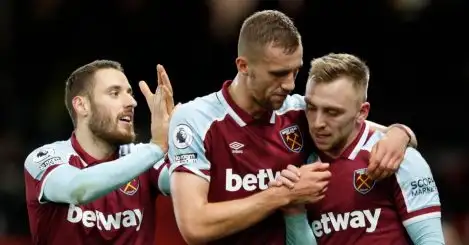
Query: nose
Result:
<box><xmin>126</xmin><ymin>94</ymin><xmax>137</xmax><ymax>108</ymax></box>
<box><xmin>280</xmin><ymin>73</ymin><xmax>296</xmax><ymax>92</ymax></box>
<box><xmin>312</xmin><ymin>112</ymin><xmax>326</xmax><ymax>129</ymax></box>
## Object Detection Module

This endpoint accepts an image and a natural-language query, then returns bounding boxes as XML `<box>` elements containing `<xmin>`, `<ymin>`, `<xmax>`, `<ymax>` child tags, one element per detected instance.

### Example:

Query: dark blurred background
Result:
<box><xmin>1</xmin><ymin>0</ymin><xmax>468</xmax><ymax>244</ymax></box>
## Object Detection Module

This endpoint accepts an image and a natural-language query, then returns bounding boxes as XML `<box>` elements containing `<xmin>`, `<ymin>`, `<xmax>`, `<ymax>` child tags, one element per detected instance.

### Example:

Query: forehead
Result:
<box><xmin>261</xmin><ymin>44</ymin><xmax>303</xmax><ymax>69</ymax></box>
<box><xmin>92</xmin><ymin>68</ymin><xmax>130</xmax><ymax>91</ymax></box>
<box><xmin>305</xmin><ymin>77</ymin><xmax>358</xmax><ymax>108</ymax></box>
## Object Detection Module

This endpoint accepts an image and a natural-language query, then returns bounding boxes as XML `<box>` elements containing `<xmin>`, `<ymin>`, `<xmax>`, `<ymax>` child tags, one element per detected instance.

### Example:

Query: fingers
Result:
<box><xmin>139</xmin><ymin>81</ymin><xmax>152</xmax><ymax>106</ymax></box>
<box><xmin>156</xmin><ymin>65</ymin><xmax>163</xmax><ymax>87</ymax></box>
<box><xmin>280</xmin><ymin>169</ymin><xmax>300</xmax><ymax>183</ymax></box>
<box><xmin>304</xmin><ymin>161</ymin><xmax>330</xmax><ymax>172</ymax></box>
<box><xmin>156</xmin><ymin>85</ymin><xmax>167</xmax><ymax>116</ymax></box>
<box><xmin>275</xmin><ymin>176</ymin><xmax>296</xmax><ymax>189</ymax></box>
<box><xmin>157</xmin><ymin>64</ymin><xmax>173</xmax><ymax>95</ymax></box>
<box><xmin>268</xmin><ymin>180</ymin><xmax>283</xmax><ymax>188</ymax></box>
<box><xmin>162</xmin><ymin>84</ymin><xmax>174</xmax><ymax>112</ymax></box>
<box><xmin>316</xmin><ymin>180</ymin><xmax>329</xmax><ymax>190</ymax></box>
<box><xmin>286</xmin><ymin>164</ymin><xmax>301</xmax><ymax>177</ymax></box>
<box><xmin>367</xmin><ymin>144</ymin><xmax>379</xmax><ymax>179</ymax></box>
<box><xmin>314</xmin><ymin>162</ymin><xmax>330</xmax><ymax>171</ymax></box>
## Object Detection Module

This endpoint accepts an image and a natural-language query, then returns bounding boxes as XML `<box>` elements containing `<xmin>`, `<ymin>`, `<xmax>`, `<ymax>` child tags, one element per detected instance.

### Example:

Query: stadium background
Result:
<box><xmin>0</xmin><ymin>0</ymin><xmax>467</xmax><ymax>244</ymax></box>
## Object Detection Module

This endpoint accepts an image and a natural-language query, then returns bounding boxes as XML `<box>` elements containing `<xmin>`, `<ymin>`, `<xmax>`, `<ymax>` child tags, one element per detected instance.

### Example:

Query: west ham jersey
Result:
<box><xmin>168</xmin><ymin>81</ymin><xmax>312</xmax><ymax>245</ymax></box>
<box><xmin>24</xmin><ymin>134</ymin><xmax>168</xmax><ymax>245</ymax></box>
<box><xmin>306</xmin><ymin>122</ymin><xmax>441</xmax><ymax>245</ymax></box>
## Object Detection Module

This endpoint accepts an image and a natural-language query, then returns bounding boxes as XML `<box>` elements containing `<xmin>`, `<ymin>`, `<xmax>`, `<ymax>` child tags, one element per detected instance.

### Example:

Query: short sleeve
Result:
<box><xmin>24</xmin><ymin>146</ymin><xmax>67</xmax><ymax>202</ymax></box>
<box><xmin>168</xmin><ymin>104</ymin><xmax>212</xmax><ymax>182</ymax></box>
<box><xmin>392</xmin><ymin>147</ymin><xmax>441</xmax><ymax>226</ymax></box>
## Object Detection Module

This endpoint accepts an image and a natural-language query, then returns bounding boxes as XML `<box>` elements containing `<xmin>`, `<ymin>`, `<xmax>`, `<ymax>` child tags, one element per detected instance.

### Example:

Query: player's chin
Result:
<box><xmin>270</xmin><ymin>99</ymin><xmax>286</xmax><ymax>110</ymax></box>
<box><xmin>313</xmin><ymin>138</ymin><xmax>331</xmax><ymax>151</ymax></box>
<box><xmin>115</xmin><ymin>129</ymin><xmax>136</xmax><ymax>144</ymax></box>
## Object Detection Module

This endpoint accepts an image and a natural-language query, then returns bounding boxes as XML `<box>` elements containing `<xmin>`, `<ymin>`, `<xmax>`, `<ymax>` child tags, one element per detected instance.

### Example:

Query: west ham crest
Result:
<box><xmin>353</xmin><ymin>168</ymin><xmax>375</xmax><ymax>195</ymax></box>
<box><xmin>279</xmin><ymin>125</ymin><xmax>303</xmax><ymax>153</ymax></box>
<box><xmin>119</xmin><ymin>178</ymin><xmax>140</xmax><ymax>196</ymax></box>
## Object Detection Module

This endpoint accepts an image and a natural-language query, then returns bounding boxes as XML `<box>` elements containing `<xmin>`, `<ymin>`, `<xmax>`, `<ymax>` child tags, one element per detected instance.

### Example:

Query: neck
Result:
<box><xmin>229</xmin><ymin>73</ymin><xmax>267</xmax><ymax>118</ymax></box>
<box><xmin>75</xmin><ymin>125</ymin><xmax>116</xmax><ymax>160</ymax></box>
<box><xmin>324</xmin><ymin>122</ymin><xmax>363</xmax><ymax>159</ymax></box>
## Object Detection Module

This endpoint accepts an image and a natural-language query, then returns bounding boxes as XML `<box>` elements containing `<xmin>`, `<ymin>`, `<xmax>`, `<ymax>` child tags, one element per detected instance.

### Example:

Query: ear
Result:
<box><xmin>235</xmin><ymin>56</ymin><xmax>249</xmax><ymax>76</ymax></box>
<box><xmin>357</xmin><ymin>102</ymin><xmax>370</xmax><ymax>124</ymax></box>
<box><xmin>72</xmin><ymin>95</ymin><xmax>90</xmax><ymax>118</ymax></box>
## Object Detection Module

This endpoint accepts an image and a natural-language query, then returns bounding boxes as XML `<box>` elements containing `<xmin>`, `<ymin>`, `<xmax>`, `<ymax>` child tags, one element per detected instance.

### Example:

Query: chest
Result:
<box><xmin>206</xmin><ymin>114</ymin><xmax>311</xmax><ymax>200</ymax></box>
<box><xmin>307</xmin><ymin>157</ymin><xmax>393</xmax><ymax>217</ymax></box>
<box><xmin>65</xmin><ymin>174</ymin><xmax>154</xmax><ymax>234</ymax></box>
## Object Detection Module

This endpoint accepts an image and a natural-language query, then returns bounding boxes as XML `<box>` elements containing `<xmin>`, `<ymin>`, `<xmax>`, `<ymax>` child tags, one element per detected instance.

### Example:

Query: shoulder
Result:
<box><xmin>170</xmin><ymin>92</ymin><xmax>228</xmax><ymax>138</ymax></box>
<box><xmin>398</xmin><ymin>148</ymin><xmax>432</xmax><ymax>179</ymax></box>
<box><xmin>25</xmin><ymin>140</ymin><xmax>72</xmax><ymax>180</ymax></box>
<box><xmin>276</xmin><ymin>94</ymin><xmax>305</xmax><ymax>115</ymax></box>
<box><xmin>362</xmin><ymin>131</ymin><xmax>431</xmax><ymax>174</ymax></box>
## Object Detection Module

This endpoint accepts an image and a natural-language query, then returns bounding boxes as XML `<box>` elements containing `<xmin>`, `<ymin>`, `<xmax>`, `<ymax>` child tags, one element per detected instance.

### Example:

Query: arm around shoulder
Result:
<box><xmin>366</xmin><ymin>120</ymin><xmax>418</xmax><ymax>148</ymax></box>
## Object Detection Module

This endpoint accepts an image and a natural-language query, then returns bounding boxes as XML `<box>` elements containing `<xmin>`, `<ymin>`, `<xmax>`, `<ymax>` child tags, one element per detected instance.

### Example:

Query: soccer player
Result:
<box><xmin>275</xmin><ymin>53</ymin><xmax>444</xmax><ymax>245</ymax></box>
<box><xmin>168</xmin><ymin>10</ymin><xmax>417</xmax><ymax>245</ymax></box>
<box><xmin>24</xmin><ymin>60</ymin><xmax>175</xmax><ymax>245</ymax></box>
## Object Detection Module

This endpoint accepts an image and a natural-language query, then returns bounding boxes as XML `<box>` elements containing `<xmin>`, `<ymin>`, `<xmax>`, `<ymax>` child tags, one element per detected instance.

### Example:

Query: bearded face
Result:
<box><xmin>84</xmin><ymin>68</ymin><xmax>137</xmax><ymax>146</ymax></box>
<box><xmin>88</xmin><ymin>99</ymin><xmax>136</xmax><ymax>146</ymax></box>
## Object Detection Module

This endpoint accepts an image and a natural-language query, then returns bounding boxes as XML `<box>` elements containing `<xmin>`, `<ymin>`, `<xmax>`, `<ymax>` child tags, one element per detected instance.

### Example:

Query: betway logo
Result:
<box><xmin>311</xmin><ymin>208</ymin><xmax>381</xmax><ymax>237</ymax></box>
<box><xmin>225</xmin><ymin>168</ymin><xmax>280</xmax><ymax>192</ymax></box>
<box><xmin>67</xmin><ymin>204</ymin><xmax>143</xmax><ymax>231</ymax></box>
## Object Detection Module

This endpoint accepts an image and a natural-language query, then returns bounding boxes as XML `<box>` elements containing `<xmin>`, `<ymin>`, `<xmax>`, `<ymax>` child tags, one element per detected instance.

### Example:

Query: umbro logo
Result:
<box><xmin>229</xmin><ymin>142</ymin><xmax>244</xmax><ymax>154</ymax></box>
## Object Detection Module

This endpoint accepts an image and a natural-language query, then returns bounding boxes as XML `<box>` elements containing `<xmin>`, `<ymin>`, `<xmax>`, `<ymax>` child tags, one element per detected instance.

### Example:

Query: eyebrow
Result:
<box><xmin>304</xmin><ymin>97</ymin><xmax>345</xmax><ymax>111</ymax></box>
<box><xmin>107</xmin><ymin>85</ymin><xmax>133</xmax><ymax>94</ymax></box>
<box><xmin>268</xmin><ymin>64</ymin><xmax>303</xmax><ymax>76</ymax></box>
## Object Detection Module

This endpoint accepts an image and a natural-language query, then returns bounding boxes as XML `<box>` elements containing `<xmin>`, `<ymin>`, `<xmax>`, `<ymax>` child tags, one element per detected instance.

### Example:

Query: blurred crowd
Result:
<box><xmin>1</xmin><ymin>0</ymin><xmax>468</xmax><ymax>244</ymax></box>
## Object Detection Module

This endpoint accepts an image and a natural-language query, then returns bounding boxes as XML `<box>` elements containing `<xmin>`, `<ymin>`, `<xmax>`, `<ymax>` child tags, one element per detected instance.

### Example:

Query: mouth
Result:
<box><xmin>118</xmin><ymin>114</ymin><xmax>133</xmax><ymax>124</ymax></box>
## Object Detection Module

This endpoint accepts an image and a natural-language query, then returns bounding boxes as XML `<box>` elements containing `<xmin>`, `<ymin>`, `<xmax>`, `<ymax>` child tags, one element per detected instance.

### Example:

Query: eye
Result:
<box><xmin>306</xmin><ymin>104</ymin><xmax>317</xmax><ymax>111</ymax></box>
<box><xmin>326</xmin><ymin>109</ymin><xmax>339</xmax><ymax>116</ymax></box>
<box><xmin>110</xmin><ymin>91</ymin><xmax>119</xmax><ymax>97</ymax></box>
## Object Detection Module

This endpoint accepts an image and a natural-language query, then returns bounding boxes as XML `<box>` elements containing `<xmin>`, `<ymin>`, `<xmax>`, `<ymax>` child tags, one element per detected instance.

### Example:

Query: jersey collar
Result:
<box><xmin>70</xmin><ymin>132</ymin><xmax>118</xmax><ymax>167</ymax></box>
<box><xmin>218</xmin><ymin>80</ymin><xmax>276</xmax><ymax>127</ymax></box>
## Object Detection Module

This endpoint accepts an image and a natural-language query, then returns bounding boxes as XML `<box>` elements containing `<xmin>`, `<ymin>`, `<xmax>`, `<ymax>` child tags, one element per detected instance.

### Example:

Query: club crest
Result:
<box><xmin>279</xmin><ymin>125</ymin><xmax>303</xmax><ymax>153</ymax></box>
<box><xmin>353</xmin><ymin>168</ymin><xmax>375</xmax><ymax>194</ymax></box>
<box><xmin>119</xmin><ymin>178</ymin><xmax>140</xmax><ymax>196</ymax></box>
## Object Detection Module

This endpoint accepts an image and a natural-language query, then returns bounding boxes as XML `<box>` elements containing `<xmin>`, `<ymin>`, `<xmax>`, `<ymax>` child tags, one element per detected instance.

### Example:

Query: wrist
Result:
<box><xmin>282</xmin><ymin>204</ymin><xmax>306</xmax><ymax>215</ymax></box>
<box><xmin>266</xmin><ymin>186</ymin><xmax>291</xmax><ymax>207</ymax></box>
<box><xmin>387</xmin><ymin>124</ymin><xmax>411</xmax><ymax>145</ymax></box>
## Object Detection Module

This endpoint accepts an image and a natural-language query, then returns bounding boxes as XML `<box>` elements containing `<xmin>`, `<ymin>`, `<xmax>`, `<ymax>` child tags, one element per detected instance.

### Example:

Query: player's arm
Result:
<box><xmin>169</xmin><ymin>106</ymin><xmax>290</xmax><ymax>244</ymax></box>
<box><xmin>25</xmin><ymin>143</ymin><xmax>165</xmax><ymax>205</ymax></box>
<box><xmin>405</xmin><ymin>218</ymin><xmax>444</xmax><ymax>245</ymax></box>
<box><xmin>391</xmin><ymin>147</ymin><xmax>444</xmax><ymax>244</ymax></box>
<box><xmin>150</xmin><ymin>156</ymin><xmax>171</xmax><ymax>195</ymax></box>
<box><xmin>366</xmin><ymin>121</ymin><xmax>417</xmax><ymax>148</ymax></box>
<box><xmin>172</xmin><ymin>172</ymin><xmax>292</xmax><ymax>244</ymax></box>
<box><xmin>284</xmin><ymin>212</ymin><xmax>316</xmax><ymax>245</ymax></box>
<box><xmin>292</xmin><ymin>94</ymin><xmax>417</xmax><ymax>147</ymax></box>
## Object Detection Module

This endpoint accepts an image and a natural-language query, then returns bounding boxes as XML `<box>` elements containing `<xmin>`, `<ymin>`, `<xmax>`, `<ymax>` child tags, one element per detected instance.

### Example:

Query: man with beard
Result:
<box><xmin>24</xmin><ymin>60</ymin><xmax>175</xmax><ymax>245</ymax></box>
<box><xmin>168</xmin><ymin>10</ymin><xmax>417</xmax><ymax>245</ymax></box>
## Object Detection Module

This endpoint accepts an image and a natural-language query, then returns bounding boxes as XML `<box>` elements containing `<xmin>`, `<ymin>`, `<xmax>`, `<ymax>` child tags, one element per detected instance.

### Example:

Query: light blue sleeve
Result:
<box><xmin>284</xmin><ymin>213</ymin><xmax>317</xmax><ymax>245</ymax></box>
<box><xmin>25</xmin><ymin>143</ymin><xmax>164</xmax><ymax>205</ymax></box>
<box><xmin>167</xmin><ymin>100</ymin><xmax>221</xmax><ymax>182</ymax></box>
<box><xmin>155</xmin><ymin>159</ymin><xmax>171</xmax><ymax>195</ymax></box>
<box><xmin>405</xmin><ymin>217</ymin><xmax>445</xmax><ymax>245</ymax></box>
